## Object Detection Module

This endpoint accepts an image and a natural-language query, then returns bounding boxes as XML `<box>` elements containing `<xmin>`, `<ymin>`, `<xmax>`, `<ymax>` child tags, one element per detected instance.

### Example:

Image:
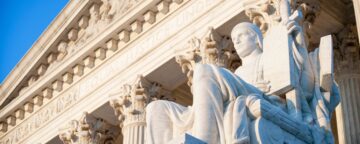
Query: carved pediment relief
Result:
<box><xmin>47</xmin><ymin>0</ymin><xmax>144</xmax><ymax>72</ymax></box>
<box><xmin>0</xmin><ymin>0</ymin><xmax>187</xmax><ymax>139</ymax></box>
<box><xmin>0</xmin><ymin>0</ymin><xmax>143</xmax><ymax>108</ymax></box>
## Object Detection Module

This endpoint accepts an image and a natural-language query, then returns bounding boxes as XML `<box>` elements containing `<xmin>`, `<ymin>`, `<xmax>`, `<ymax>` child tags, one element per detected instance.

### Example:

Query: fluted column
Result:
<box><xmin>109</xmin><ymin>75</ymin><xmax>172</xmax><ymax>144</ymax></box>
<box><xmin>334</xmin><ymin>24</ymin><xmax>360</xmax><ymax>144</ymax></box>
<box><xmin>336</xmin><ymin>75</ymin><xmax>360</xmax><ymax>144</ymax></box>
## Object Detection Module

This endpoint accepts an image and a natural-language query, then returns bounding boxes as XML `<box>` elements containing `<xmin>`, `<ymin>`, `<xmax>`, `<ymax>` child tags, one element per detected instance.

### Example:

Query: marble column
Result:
<box><xmin>109</xmin><ymin>75</ymin><xmax>172</xmax><ymax>144</ymax></box>
<box><xmin>334</xmin><ymin>24</ymin><xmax>360</xmax><ymax>144</ymax></box>
<box><xmin>352</xmin><ymin>0</ymin><xmax>360</xmax><ymax>43</ymax></box>
<box><xmin>336</xmin><ymin>75</ymin><xmax>360</xmax><ymax>144</ymax></box>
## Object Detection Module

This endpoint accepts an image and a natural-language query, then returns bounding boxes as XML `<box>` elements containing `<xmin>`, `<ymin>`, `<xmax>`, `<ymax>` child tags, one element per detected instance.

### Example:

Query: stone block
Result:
<box><xmin>106</xmin><ymin>39</ymin><xmax>118</xmax><ymax>52</ymax></box>
<box><xmin>119</xmin><ymin>30</ymin><xmax>130</xmax><ymax>42</ymax></box>
<box><xmin>6</xmin><ymin>116</ymin><xmax>16</xmax><ymax>126</ymax></box>
<box><xmin>157</xmin><ymin>1</ymin><xmax>170</xmax><ymax>14</ymax></box>
<box><xmin>0</xmin><ymin>122</ymin><xmax>7</xmax><ymax>132</ymax></box>
<box><xmin>95</xmin><ymin>48</ymin><xmax>106</xmax><ymax>60</ymax></box>
<box><xmin>43</xmin><ymin>88</ymin><xmax>53</xmax><ymax>99</ymax></box>
<box><xmin>52</xmin><ymin>80</ymin><xmax>63</xmax><ymax>92</ymax></box>
<box><xmin>144</xmin><ymin>11</ymin><xmax>156</xmax><ymax>24</ymax></box>
<box><xmin>24</xmin><ymin>102</ymin><xmax>34</xmax><ymax>113</ymax></box>
<box><xmin>131</xmin><ymin>20</ymin><xmax>143</xmax><ymax>34</ymax></box>
<box><xmin>73</xmin><ymin>64</ymin><xmax>84</xmax><ymax>76</ymax></box>
<box><xmin>63</xmin><ymin>72</ymin><xmax>74</xmax><ymax>84</ymax></box>
<box><xmin>15</xmin><ymin>109</ymin><xmax>25</xmax><ymax>120</ymax></box>
<box><xmin>32</xmin><ymin>95</ymin><xmax>43</xmax><ymax>107</ymax></box>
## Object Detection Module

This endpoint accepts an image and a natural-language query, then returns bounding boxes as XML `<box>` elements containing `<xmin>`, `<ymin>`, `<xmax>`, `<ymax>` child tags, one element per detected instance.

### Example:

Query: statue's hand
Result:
<box><xmin>284</xmin><ymin>20</ymin><xmax>301</xmax><ymax>35</ymax></box>
<box><xmin>283</xmin><ymin>20</ymin><xmax>307</xmax><ymax>48</ymax></box>
<box><xmin>255</xmin><ymin>80</ymin><xmax>271</xmax><ymax>93</ymax></box>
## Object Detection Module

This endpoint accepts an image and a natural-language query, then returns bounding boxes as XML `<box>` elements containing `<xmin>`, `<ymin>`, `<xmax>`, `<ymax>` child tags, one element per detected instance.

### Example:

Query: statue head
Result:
<box><xmin>231</xmin><ymin>22</ymin><xmax>263</xmax><ymax>58</ymax></box>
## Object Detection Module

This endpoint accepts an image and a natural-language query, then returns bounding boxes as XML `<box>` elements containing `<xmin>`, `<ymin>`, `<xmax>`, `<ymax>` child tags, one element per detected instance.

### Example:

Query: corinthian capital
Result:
<box><xmin>176</xmin><ymin>28</ymin><xmax>240</xmax><ymax>86</ymax></box>
<box><xmin>334</xmin><ymin>24</ymin><xmax>360</xmax><ymax>74</ymax></box>
<box><xmin>109</xmin><ymin>75</ymin><xmax>173</xmax><ymax>127</ymax></box>
<box><xmin>59</xmin><ymin>112</ymin><xmax>119</xmax><ymax>144</ymax></box>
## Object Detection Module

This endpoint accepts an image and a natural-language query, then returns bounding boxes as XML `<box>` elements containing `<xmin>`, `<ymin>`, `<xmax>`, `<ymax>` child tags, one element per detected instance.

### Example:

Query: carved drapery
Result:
<box><xmin>176</xmin><ymin>28</ymin><xmax>241</xmax><ymax>86</ymax></box>
<box><xmin>109</xmin><ymin>75</ymin><xmax>173</xmax><ymax>144</ymax></box>
<box><xmin>59</xmin><ymin>112</ymin><xmax>119</xmax><ymax>144</ymax></box>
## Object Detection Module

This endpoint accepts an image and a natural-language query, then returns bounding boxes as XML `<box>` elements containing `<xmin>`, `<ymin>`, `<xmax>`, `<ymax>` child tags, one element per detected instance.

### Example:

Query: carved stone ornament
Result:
<box><xmin>175</xmin><ymin>27</ymin><xmax>241</xmax><ymax>86</ymax></box>
<box><xmin>109</xmin><ymin>75</ymin><xmax>173</xmax><ymax>144</ymax></box>
<box><xmin>334</xmin><ymin>24</ymin><xmax>360</xmax><ymax>74</ymax></box>
<box><xmin>243</xmin><ymin>0</ymin><xmax>320</xmax><ymax>46</ymax></box>
<box><xmin>59</xmin><ymin>112</ymin><xmax>119</xmax><ymax>144</ymax></box>
<box><xmin>57</xmin><ymin>41</ymin><xmax>68</xmax><ymax>61</ymax></box>
<box><xmin>109</xmin><ymin>75</ymin><xmax>173</xmax><ymax>127</ymax></box>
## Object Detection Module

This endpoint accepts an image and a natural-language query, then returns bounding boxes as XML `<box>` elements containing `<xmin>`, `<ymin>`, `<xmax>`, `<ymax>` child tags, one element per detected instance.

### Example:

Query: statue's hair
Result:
<box><xmin>231</xmin><ymin>22</ymin><xmax>263</xmax><ymax>50</ymax></box>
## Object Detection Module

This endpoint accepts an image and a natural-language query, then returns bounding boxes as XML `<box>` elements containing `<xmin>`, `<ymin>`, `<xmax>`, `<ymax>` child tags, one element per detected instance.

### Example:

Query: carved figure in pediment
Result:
<box><xmin>84</xmin><ymin>4</ymin><xmax>101</xmax><ymax>40</ymax></box>
<box><xmin>100</xmin><ymin>0</ymin><xmax>113</xmax><ymax>23</ymax></box>
<box><xmin>57</xmin><ymin>41</ymin><xmax>68</xmax><ymax>61</ymax></box>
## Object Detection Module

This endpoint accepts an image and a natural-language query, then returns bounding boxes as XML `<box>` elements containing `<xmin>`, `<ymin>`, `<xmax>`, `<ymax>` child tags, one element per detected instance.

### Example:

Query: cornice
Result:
<box><xmin>0</xmin><ymin>0</ymin><xmax>189</xmax><ymax>139</ymax></box>
<box><xmin>0</xmin><ymin>0</ymin><xmax>90</xmax><ymax>107</ymax></box>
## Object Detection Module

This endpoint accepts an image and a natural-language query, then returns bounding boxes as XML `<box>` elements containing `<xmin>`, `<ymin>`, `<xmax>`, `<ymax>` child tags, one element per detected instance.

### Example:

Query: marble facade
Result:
<box><xmin>0</xmin><ymin>0</ymin><xmax>359</xmax><ymax>143</ymax></box>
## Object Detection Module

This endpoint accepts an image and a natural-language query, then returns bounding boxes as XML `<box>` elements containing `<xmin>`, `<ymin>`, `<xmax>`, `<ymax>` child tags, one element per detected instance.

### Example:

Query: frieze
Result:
<box><xmin>0</xmin><ymin>0</ymin><xmax>221</xmax><ymax>142</ymax></box>
<box><xmin>0</xmin><ymin>86</ymin><xmax>80</xmax><ymax>144</ymax></box>
<box><xmin>1</xmin><ymin>0</ymin><xmax>144</xmax><ymax>110</ymax></box>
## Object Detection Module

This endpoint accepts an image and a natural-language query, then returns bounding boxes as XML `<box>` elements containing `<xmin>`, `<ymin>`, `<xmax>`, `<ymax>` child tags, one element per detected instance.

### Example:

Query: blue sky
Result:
<box><xmin>0</xmin><ymin>0</ymin><xmax>68</xmax><ymax>83</ymax></box>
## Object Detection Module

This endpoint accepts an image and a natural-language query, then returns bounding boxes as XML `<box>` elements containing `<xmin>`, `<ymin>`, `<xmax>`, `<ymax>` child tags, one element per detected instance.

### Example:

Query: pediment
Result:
<box><xmin>0</xmin><ymin>0</ymin><xmax>144</xmax><ymax>108</ymax></box>
<box><xmin>0</xmin><ymin>0</ymin><xmax>191</xmax><ymax>139</ymax></box>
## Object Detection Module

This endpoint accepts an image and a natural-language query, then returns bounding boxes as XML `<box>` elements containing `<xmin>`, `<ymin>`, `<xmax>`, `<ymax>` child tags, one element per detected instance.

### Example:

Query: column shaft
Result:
<box><xmin>353</xmin><ymin>0</ymin><xmax>360</xmax><ymax>43</ymax></box>
<box><xmin>336</xmin><ymin>75</ymin><xmax>360</xmax><ymax>144</ymax></box>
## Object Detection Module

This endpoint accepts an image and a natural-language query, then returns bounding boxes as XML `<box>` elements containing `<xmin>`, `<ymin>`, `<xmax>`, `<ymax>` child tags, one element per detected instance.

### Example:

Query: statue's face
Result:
<box><xmin>231</xmin><ymin>28</ymin><xmax>258</xmax><ymax>58</ymax></box>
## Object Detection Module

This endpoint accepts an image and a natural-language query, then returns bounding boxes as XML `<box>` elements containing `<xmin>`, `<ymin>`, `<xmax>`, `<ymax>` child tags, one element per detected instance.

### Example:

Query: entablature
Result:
<box><xmin>0</xmin><ymin>0</ymin><xmax>191</xmax><ymax>141</ymax></box>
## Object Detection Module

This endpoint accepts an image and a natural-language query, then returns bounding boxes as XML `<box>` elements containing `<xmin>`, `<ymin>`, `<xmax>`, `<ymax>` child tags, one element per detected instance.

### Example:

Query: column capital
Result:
<box><xmin>59</xmin><ymin>112</ymin><xmax>119</xmax><ymax>144</ymax></box>
<box><xmin>109</xmin><ymin>75</ymin><xmax>173</xmax><ymax>127</ymax></box>
<box><xmin>175</xmin><ymin>28</ymin><xmax>241</xmax><ymax>86</ymax></box>
<box><xmin>334</xmin><ymin>24</ymin><xmax>360</xmax><ymax>75</ymax></box>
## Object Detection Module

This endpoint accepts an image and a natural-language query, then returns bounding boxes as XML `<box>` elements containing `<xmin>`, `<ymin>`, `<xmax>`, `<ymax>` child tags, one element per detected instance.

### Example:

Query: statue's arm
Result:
<box><xmin>285</xmin><ymin>20</ymin><xmax>307</xmax><ymax>50</ymax></box>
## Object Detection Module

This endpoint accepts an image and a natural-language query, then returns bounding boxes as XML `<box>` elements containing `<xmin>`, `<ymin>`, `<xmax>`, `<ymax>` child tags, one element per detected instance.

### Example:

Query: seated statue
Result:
<box><xmin>145</xmin><ymin>21</ymin><xmax>340</xmax><ymax>144</ymax></box>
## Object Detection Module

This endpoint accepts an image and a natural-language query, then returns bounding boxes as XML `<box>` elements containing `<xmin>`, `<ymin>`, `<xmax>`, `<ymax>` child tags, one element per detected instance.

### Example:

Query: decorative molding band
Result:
<box><xmin>0</xmin><ymin>0</ymin><xmax>188</xmax><ymax>137</ymax></box>
<box><xmin>0</xmin><ymin>0</ymin><xmax>187</xmax><ymax>139</ymax></box>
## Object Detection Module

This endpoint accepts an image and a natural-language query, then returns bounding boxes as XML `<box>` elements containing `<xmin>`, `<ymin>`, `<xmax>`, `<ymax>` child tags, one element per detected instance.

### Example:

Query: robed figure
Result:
<box><xmin>145</xmin><ymin>18</ymin><xmax>340</xmax><ymax>144</ymax></box>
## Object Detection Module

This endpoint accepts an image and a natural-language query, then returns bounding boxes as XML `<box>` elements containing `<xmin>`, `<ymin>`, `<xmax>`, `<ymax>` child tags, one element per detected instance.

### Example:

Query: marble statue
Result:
<box><xmin>146</xmin><ymin>6</ymin><xmax>340</xmax><ymax>144</ymax></box>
